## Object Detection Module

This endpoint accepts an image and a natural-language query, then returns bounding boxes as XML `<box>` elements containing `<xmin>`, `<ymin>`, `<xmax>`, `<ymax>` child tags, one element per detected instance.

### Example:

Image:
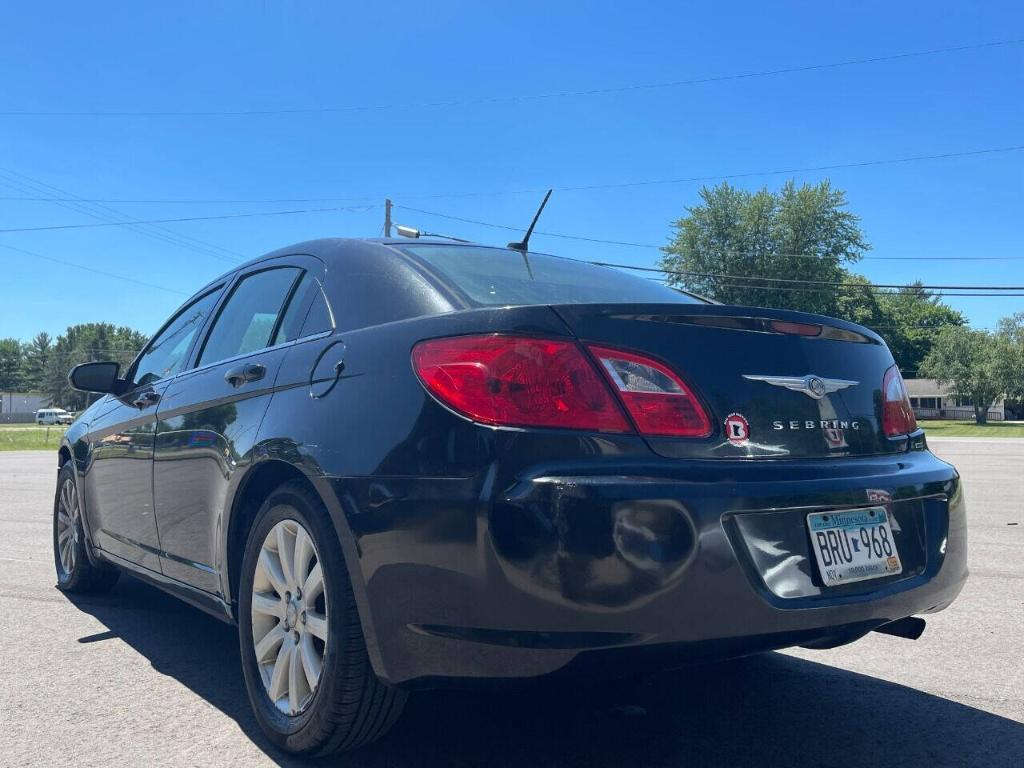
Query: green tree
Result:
<box><xmin>919</xmin><ymin>327</ymin><xmax>1009</xmax><ymax>425</ymax></box>
<box><xmin>43</xmin><ymin>334</ymin><xmax>76</xmax><ymax>410</ymax></box>
<box><xmin>43</xmin><ymin>323</ymin><xmax>147</xmax><ymax>410</ymax></box>
<box><xmin>833</xmin><ymin>272</ymin><xmax>885</xmax><ymax>328</ymax></box>
<box><xmin>873</xmin><ymin>284</ymin><xmax>966</xmax><ymax>375</ymax></box>
<box><xmin>0</xmin><ymin>339</ymin><xmax>26</xmax><ymax>412</ymax></box>
<box><xmin>660</xmin><ymin>180</ymin><xmax>869</xmax><ymax>314</ymax></box>
<box><xmin>20</xmin><ymin>332</ymin><xmax>52</xmax><ymax>392</ymax></box>
<box><xmin>996</xmin><ymin>312</ymin><xmax>1024</xmax><ymax>401</ymax></box>
<box><xmin>659</xmin><ymin>180</ymin><xmax>969</xmax><ymax>373</ymax></box>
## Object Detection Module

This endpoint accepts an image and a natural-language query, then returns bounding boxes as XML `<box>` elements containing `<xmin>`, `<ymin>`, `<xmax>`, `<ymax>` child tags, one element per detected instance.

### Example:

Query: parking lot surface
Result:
<box><xmin>1</xmin><ymin>440</ymin><xmax>1021</xmax><ymax>767</ymax></box>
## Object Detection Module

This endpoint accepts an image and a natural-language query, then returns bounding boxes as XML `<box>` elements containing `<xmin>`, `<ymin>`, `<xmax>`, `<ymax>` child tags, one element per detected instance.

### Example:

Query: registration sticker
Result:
<box><xmin>724</xmin><ymin>413</ymin><xmax>750</xmax><ymax>446</ymax></box>
<box><xmin>807</xmin><ymin>507</ymin><xmax>903</xmax><ymax>587</ymax></box>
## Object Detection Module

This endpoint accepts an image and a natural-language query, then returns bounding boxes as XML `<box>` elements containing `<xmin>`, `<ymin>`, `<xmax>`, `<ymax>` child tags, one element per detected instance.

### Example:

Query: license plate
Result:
<box><xmin>807</xmin><ymin>507</ymin><xmax>902</xmax><ymax>587</ymax></box>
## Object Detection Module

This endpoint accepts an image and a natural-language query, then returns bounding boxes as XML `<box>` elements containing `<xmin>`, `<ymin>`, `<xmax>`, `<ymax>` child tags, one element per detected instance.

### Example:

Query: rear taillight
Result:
<box><xmin>412</xmin><ymin>334</ymin><xmax>712</xmax><ymax>438</ymax></box>
<box><xmin>411</xmin><ymin>335</ymin><xmax>631</xmax><ymax>433</ymax></box>
<box><xmin>882</xmin><ymin>365</ymin><xmax>917</xmax><ymax>437</ymax></box>
<box><xmin>587</xmin><ymin>345</ymin><xmax>712</xmax><ymax>437</ymax></box>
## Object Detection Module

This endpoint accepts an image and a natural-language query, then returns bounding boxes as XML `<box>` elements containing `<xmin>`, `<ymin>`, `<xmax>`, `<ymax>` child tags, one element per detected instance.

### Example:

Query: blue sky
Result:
<box><xmin>0</xmin><ymin>1</ymin><xmax>1021</xmax><ymax>342</ymax></box>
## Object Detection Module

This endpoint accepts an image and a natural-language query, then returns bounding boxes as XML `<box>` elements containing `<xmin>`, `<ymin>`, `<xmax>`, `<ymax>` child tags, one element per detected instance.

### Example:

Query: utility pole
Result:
<box><xmin>384</xmin><ymin>198</ymin><xmax>393</xmax><ymax>237</ymax></box>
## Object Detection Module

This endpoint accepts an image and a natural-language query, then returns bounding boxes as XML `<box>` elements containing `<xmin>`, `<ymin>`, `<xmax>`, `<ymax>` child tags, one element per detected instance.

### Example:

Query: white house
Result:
<box><xmin>904</xmin><ymin>378</ymin><xmax>1004</xmax><ymax>421</ymax></box>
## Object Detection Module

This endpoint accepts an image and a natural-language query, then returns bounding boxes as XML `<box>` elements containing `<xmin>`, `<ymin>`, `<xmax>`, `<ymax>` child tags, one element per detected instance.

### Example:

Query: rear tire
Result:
<box><xmin>238</xmin><ymin>480</ymin><xmax>406</xmax><ymax>755</ymax></box>
<box><xmin>53</xmin><ymin>462</ymin><xmax>119</xmax><ymax>594</ymax></box>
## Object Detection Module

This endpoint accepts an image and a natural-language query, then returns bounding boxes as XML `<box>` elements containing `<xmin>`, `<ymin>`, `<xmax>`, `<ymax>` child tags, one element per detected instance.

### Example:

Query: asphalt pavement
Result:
<box><xmin>1</xmin><ymin>441</ymin><xmax>1021</xmax><ymax>767</ymax></box>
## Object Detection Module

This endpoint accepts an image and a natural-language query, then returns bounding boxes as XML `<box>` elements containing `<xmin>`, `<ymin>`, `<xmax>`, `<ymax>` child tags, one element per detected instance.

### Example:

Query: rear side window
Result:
<box><xmin>299</xmin><ymin>282</ymin><xmax>334</xmax><ymax>337</ymax></box>
<box><xmin>272</xmin><ymin>273</ymin><xmax>333</xmax><ymax>345</ymax></box>
<box><xmin>198</xmin><ymin>267</ymin><xmax>301</xmax><ymax>366</ymax></box>
<box><xmin>400</xmin><ymin>244</ymin><xmax>704</xmax><ymax>307</ymax></box>
<box><xmin>134</xmin><ymin>289</ymin><xmax>221</xmax><ymax>386</ymax></box>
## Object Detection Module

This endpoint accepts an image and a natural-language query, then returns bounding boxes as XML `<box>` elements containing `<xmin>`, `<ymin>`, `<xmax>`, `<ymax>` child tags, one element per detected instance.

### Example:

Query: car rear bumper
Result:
<box><xmin>329</xmin><ymin>447</ymin><xmax>967</xmax><ymax>687</ymax></box>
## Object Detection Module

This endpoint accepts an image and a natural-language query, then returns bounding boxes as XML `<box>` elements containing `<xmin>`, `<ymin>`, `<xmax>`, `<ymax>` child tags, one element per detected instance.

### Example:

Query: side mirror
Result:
<box><xmin>69</xmin><ymin>361</ymin><xmax>122</xmax><ymax>394</ymax></box>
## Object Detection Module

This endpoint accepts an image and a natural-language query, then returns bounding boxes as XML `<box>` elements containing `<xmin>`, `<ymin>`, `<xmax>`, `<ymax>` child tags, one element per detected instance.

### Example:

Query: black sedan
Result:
<box><xmin>56</xmin><ymin>238</ymin><xmax>967</xmax><ymax>756</ymax></box>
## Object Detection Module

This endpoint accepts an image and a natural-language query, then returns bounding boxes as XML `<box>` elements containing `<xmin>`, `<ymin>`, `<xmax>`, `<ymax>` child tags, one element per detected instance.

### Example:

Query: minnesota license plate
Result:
<box><xmin>807</xmin><ymin>507</ymin><xmax>902</xmax><ymax>587</ymax></box>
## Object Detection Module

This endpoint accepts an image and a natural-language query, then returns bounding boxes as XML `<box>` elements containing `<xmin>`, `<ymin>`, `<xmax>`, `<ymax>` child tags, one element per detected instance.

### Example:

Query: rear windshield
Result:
<box><xmin>400</xmin><ymin>244</ymin><xmax>704</xmax><ymax>307</ymax></box>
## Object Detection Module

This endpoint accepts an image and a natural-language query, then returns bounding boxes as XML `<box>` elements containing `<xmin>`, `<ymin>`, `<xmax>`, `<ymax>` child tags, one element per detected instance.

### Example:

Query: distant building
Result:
<box><xmin>0</xmin><ymin>392</ymin><xmax>50</xmax><ymax>423</ymax></box>
<box><xmin>904</xmin><ymin>378</ymin><xmax>1004</xmax><ymax>421</ymax></box>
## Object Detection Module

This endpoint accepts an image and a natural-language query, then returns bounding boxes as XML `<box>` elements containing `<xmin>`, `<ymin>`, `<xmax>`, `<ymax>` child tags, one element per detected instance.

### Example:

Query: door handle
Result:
<box><xmin>132</xmin><ymin>391</ymin><xmax>160</xmax><ymax>409</ymax></box>
<box><xmin>224</xmin><ymin>362</ymin><xmax>266</xmax><ymax>388</ymax></box>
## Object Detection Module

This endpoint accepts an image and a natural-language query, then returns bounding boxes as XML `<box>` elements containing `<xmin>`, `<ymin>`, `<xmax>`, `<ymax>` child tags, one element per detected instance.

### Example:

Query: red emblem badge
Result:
<box><xmin>724</xmin><ymin>413</ymin><xmax>750</xmax><ymax>446</ymax></box>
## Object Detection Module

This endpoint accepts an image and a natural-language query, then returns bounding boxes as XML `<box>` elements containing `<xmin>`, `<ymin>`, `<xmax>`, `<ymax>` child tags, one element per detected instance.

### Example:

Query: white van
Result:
<box><xmin>35</xmin><ymin>408</ymin><xmax>73</xmax><ymax>425</ymax></box>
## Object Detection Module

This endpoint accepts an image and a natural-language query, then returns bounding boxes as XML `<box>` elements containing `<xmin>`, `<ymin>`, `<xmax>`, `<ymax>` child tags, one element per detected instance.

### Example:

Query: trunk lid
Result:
<box><xmin>553</xmin><ymin>303</ymin><xmax>905</xmax><ymax>459</ymax></box>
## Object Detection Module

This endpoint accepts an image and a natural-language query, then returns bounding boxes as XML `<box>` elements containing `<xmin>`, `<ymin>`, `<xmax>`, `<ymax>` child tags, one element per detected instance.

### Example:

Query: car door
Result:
<box><xmin>80</xmin><ymin>287</ymin><xmax>223</xmax><ymax>572</ymax></box>
<box><xmin>152</xmin><ymin>256</ymin><xmax>327</xmax><ymax>594</ymax></box>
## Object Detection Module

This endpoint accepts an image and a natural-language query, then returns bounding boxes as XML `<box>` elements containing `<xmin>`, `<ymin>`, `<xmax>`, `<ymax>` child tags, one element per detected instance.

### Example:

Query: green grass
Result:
<box><xmin>918</xmin><ymin>419</ymin><xmax>1024</xmax><ymax>438</ymax></box>
<box><xmin>0</xmin><ymin>425</ymin><xmax>68</xmax><ymax>451</ymax></box>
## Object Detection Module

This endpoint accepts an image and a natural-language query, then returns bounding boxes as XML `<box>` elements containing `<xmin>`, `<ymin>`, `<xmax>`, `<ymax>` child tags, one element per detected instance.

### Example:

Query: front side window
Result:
<box><xmin>400</xmin><ymin>244</ymin><xmax>705</xmax><ymax>307</ymax></box>
<box><xmin>198</xmin><ymin>267</ymin><xmax>301</xmax><ymax>367</ymax></box>
<box><xmin>133</xmin><ymin>289</ymin><xmax>222</xmax><ymax>387</ymax></box>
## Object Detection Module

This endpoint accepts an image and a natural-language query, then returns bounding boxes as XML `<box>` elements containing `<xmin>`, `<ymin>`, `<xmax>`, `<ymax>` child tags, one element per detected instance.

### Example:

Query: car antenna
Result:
<box><xmin>506</xmin><ymin>189</ymin><xmax>552</xmax><ymax>279</ymax></box>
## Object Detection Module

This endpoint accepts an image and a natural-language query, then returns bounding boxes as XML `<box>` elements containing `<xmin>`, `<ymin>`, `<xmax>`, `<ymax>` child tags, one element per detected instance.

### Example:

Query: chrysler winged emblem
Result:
<box><xmin>742</xmin><ymin>374</ymin><xmax>858</xmax><ymax>400</ymax></box>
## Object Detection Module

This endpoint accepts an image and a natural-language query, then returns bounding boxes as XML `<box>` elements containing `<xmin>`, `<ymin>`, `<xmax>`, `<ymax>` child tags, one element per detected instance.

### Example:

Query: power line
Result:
<box><xmin>2</xmin><ymin>167</ymin><xmax>245</xmax><ymax>262</ymax></box>
<box><xmin>0</xmin><ymin>194</ymin><xmax>375</xmax><ymax>204</ymax></box>
<box><xmin>401</xmin><ymin>142</ymin><xmax>1024</xmax><ymax>199</ymax></box>
<box><xmin>591</xmin><ymin>260</ymin><xmax>1024</xmax><ymax>291</ymax></box>
<box><xmin>396</xmin><ymin>203</ymin><xmax>1024</xmax><ymax>261</ymax></box>
<box><xmin>0</xmin><ymin>242</ymin><xmax>188</xmax><ymax>295</ymax></box>
<box><xmin>3</xmin><ymin>202</ymin><xmax>1020</xmax><ymax>302</ymax></box>
<box><xmin>653</xmin><ymin>277</ymin><xmax>1024</xmax><ymax>297</ymax></box>
<box><xmin>2</xmin><ymin>38</ymin><xmax>1020</xmax><ymax>117</ymax></box>
<box><xmin>867</xmin><ymin>326</ymin><xmax>993</xmax><ymax>331</ymax></box>
<box><xmin>0</xmin><ymin>170</ymin><xmax>243</xmax><ymax>265</ymax></box>
<box><xmin>0</xmin><ymin>174</ymin><xmax>227</xmax><ymax>263</ymax></box>
<box><xmin>395</xmin><ymin>204</ymin><xmax>658</xmax><ymax>247</ymax></box>
<box><xmin>0</xmin><ymin>204</ymin><xmax>377</xmax><ymax>234</ymax></box>
<box><xmin>0</xmin><ymin>144</ymin><xmax>1019</xmax><ymax>207</ymax></box>
<box><xmin>0</xmin><ymin>143</ymin><xmax>1013</xmax><ymax>238</ymax></box>
<box><xmin>649</xmin><ymin>276</ymin><xmax>1024</xmax><ymax>296</ymax></box>
<box><xmin>857</xmin><ymin>255</ymin><xmax>1024</xmax><ymax>261</ymax></box>
<box><xmin>394</xmin><ymin>206</ymin><xmax>1024</xmax><ymax>291</ymax></box>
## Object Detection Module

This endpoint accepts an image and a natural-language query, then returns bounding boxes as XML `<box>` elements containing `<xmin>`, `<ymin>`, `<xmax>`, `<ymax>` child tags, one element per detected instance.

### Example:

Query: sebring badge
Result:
<box><xmin>742</xmin><ymin>374</ymin><xmax>858</xmax><ymax>400</ymax></box>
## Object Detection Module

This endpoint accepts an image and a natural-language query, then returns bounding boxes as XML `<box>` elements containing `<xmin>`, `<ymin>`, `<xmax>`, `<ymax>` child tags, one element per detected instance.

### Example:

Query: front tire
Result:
<box><xmin>53</xmin><ymin>462</ymin><xmax>119</xmax><ymax>593</ymax></box>
<box><xmin>238</xmin><ymin>481</ymin><xmax>406</xmax><ymax>755</ymax></box>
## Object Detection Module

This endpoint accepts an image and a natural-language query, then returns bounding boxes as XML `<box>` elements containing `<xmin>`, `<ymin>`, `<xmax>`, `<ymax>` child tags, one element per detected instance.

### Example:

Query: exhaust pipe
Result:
<box><xmin>874</xmin><ymin>616</ymin><xmax>926</xmax><ymax>640</ymax></box>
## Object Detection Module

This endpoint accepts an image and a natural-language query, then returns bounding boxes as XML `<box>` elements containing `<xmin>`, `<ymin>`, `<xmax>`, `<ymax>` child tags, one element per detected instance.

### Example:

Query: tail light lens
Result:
<box><xmin>412</xmin><ymin>335</ymin><xmax>631</xmax><ymax>433</ymax></box>
<box><xmin>769</xmin><ymin>320</ymin><xmax>822</xmax><ymax>337</ymax></box>
<box><xmin>882</xmin><ymin>365</ymin><xmax>917</xmax><ymax>437</ymax></box>
<box><xmin>412</xmin><ymin>334</ymin><xmax>713</xmax><ymax>438</ymax></box>
<box><xmin>587</xmin><ymin>345</ymin><xmax>712</xmax><ymax>437</ymax></box>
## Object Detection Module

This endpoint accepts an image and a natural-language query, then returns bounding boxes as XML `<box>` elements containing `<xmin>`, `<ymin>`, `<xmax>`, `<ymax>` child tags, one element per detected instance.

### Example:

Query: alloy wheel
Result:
<box><xmin>250</xmin><ymin>517</ymin><xmax>328</xmax><ymax>716</ymax></box>
<box><xmin>56</xmin><ymin>478</ymin><xmax>80</xmax><ymax>577</ymax></box>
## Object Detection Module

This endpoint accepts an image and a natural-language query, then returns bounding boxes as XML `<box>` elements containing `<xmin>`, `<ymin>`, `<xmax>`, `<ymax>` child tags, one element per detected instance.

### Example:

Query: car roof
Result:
<box><xmin>188</xmin><ymin>237</ymin><xmax>473</xmax><ymax>297</ymax></box>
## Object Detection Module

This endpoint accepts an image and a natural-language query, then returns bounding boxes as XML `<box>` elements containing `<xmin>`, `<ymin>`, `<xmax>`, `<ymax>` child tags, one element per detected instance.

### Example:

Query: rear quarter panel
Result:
<box><xmin>248</xmin><ymin>305</ymin><xmax>653</xmax><ymax>678</ymax></box>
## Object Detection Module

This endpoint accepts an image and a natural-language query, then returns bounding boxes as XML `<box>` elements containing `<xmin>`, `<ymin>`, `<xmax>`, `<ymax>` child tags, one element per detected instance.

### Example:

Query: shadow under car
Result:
<box><xmin>67</xmin><ymin>575</ymin><xmax>1023</xmax><ymax>768</ymax></box>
